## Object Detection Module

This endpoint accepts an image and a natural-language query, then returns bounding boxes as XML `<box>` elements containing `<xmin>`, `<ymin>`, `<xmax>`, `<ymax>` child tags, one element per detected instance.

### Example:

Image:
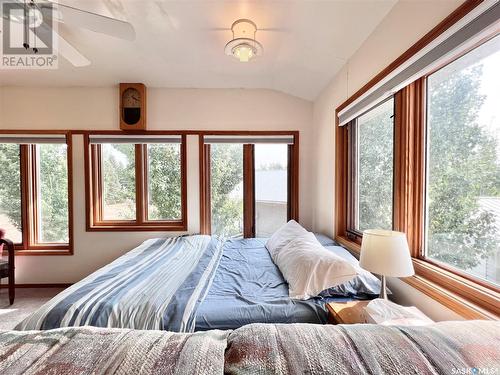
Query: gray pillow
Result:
<box><xmin>319</xmin><ymin>245</ymin><xmax>384</xmax><ymax>298</ymax></box>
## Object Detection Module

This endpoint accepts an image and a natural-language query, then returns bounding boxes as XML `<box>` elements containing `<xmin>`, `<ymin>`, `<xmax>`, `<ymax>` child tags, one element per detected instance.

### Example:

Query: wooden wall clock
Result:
<box><xmin>120</xmin><ymin>83</ymin><xmax>147</xmax><ymax>130</ymax></box>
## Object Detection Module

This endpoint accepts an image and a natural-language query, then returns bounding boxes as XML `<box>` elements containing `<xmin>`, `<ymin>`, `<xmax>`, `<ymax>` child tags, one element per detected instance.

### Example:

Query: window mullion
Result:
<box><xmin>25</xmin><ymin>144</ymin><xmax>39</xmax><ymax>247</ymax></box>
<box><xmin>243</xmin><ymin>144</ymin><xmax>255</xmax><ymax>238</ymax></box>
<box><xmin>393</xmin><ymin>78</ymin><xmax>426</xmax><ymax>258</ymax></box>
<box><xmin>200</xmin><ymin>142</ymin><xmax>212</xmax><ymax>235</ymax></box>
<box><xmin>19</xmin><ymin>145</ymin><xmax>30</xmax><ymax>249</ymax></box>
<box><xmin>135</xmin><ymin>144</ymin><xmax>145</xmax><ymax>225</ymax></box>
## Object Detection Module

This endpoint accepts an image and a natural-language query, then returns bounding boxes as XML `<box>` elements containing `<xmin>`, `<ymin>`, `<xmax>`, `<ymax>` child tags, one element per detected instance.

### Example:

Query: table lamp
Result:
<box><xmin>359</xmin><ymin>229</ymin><xmax>414</xmax><ymax>299</ymax></box>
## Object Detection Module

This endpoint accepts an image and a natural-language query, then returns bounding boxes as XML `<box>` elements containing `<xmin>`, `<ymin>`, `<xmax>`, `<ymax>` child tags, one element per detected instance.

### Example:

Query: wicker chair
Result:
<box><xmin>0</xmin><ymin>229</ymin><xmax>15</xmax><ymax>305</ymax></box>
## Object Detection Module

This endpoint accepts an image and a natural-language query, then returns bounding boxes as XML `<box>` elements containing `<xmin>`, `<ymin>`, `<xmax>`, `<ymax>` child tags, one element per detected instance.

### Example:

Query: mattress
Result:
<box><xmin>195</xmin><ymin>237</ymin><xmax>354</xmax><ymax>330</ymax></box>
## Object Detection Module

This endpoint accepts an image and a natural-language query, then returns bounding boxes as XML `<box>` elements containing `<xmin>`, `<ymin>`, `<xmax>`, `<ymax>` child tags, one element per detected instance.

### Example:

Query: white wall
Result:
<box><xmin>311</xmin><ymin>0</ymin><xmax>465</xmax><ymax>321</ymax></box>
<box><xmin>0</xmin><ymin>87</ymin><xmax>313</xmax><ymax>283</ymax></box>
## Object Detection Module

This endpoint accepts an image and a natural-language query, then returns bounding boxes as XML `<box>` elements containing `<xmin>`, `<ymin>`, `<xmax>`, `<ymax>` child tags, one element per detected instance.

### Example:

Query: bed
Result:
<box><xmin>15</xmin><ymin>234</ymin><xmax>374</xmax><ymax>332</ymax></box>
<box><xmin>1</xmin><ymin>321</ymin><xmax>499</xmax><ymax>374</ymax></box>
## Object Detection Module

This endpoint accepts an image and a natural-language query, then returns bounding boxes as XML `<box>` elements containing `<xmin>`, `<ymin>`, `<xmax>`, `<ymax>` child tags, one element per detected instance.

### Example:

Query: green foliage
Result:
<box><xmin>0</xmin><ymin>144</ymin><xmax>22</xmax><ymax>231</ymax></box>
<box><xmin>0</xmin><ymin>144</ymin><xmax>68</xmax><ymax>243</ymax></box>
<box><xmin>358</xmin><ymin>100</ymin><xmax>394</xmax><ymax>231</ymax></box>
<box><xmin>210</xmin><ymin>144</ymin><xmax>243</xmax><ymax>237</ymax></box>
<box><xmin>148</xmin><ymin>144</ymin><xmax>182</xmax><ymax>220</ymax></box>
<box><xmin>102</xmin><ymin>144</ymin><xmax>136</xmax><ymax>219</ymax></box>
<box><xmin>39</xmin><ymin>144</ymin><xmax>69</xmax><ymax>242</ymax></box>
<box><xmin>426</xmin><ymin>65</ymin><xmax>499</xmax><ymax>270</ymax></box>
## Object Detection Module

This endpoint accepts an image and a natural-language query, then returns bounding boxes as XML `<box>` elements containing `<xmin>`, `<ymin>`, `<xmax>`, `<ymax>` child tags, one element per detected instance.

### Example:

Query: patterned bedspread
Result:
<box><xmin>0</xmin><ymin>326</ymin><xmax>228</xmax><ymax>375</ymax></box>
<box><xmin>0</xmin><ymin>321</ymin><xmax>498</xmax><ymax>374</ymax></box>
<box><xmin>225</xmin><ymin>321</ymin><xmax>500</xmax><ymax>374</ymax></box>
<box><xmin>16</xmin><ymin>235</ymin><xmax>224</xmax><ymax>332</ymax></box>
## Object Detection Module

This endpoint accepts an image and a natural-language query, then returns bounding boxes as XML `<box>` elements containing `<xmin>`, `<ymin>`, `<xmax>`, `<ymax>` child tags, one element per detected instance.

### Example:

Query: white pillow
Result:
<box><xmin>274</xmin><ymin>232</ymin><xmax>357</xmax><ymax>300</ymax></box>
<box><xmin>265</xmin><ymin>220</ymin><xmax>308</xmax><ymax>260</ymax></box>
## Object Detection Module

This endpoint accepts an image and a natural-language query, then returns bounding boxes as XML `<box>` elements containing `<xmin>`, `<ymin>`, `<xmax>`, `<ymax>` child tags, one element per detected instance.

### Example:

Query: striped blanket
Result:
<box><xmin>15</xmin><ymin>235</ymin><xmax>224</xmax><ymax>332</ymax></box>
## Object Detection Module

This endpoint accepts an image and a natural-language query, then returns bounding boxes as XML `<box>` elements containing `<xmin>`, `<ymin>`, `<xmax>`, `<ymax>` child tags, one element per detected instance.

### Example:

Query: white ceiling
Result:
<box><xmin>0</xmin><ymin>0</ymin><xmax>397</xmax><ymax>100</ymax></box>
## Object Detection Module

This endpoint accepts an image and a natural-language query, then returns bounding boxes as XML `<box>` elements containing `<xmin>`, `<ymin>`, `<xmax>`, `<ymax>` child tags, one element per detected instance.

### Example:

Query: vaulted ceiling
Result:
<box><xmin>0</xmin><ymin>0</ymin><xmax>398</xmax><ymax>100</ymax></box>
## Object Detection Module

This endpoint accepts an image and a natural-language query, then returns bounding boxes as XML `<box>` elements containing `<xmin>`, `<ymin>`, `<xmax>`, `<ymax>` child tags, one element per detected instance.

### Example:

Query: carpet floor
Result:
<box><xmin>0</xmin><ymin>287</ymin><xmax>65</xmax><ymax>330</ymax></box>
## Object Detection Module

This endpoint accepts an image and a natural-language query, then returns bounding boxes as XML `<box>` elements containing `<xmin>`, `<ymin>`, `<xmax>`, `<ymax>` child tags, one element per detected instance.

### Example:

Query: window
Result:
<box><xmin>201</xmin><ymin>134</ymin><xmax>298</xmax><ymax>238</ymax></box>
<box><xmin>335</xmin><ymin>29</ymin><xmax>500</xmax><ymax>317</ymax></box>
<box><xmin>210</xmin><ymin>143</ymin><xmax>244</xmax><ymax>238</ymax></box>
<box><xmin>101</xmin><ymin>143</ymin><xmax>136</xmax><ymax>221</ymax></box>
<box><xmin>345</xmin><ymin>98</ymin><xmax>394</xmax><ymax>240</ymax></box>
<box><xmin>86</xmin><ymin>135</ymin><xmax>186</xmax><ymax>231</ymax></box>
<box><xmin>0</xmin><ymin>134</ymin><xmax>72</xmax><ymax>254</ymax></box>
<box><xmin>255</xmin><ymin>144</ymin><xmax>289</xmax><ymax>237</ymax></box>
<box><xmin>424</xmin><ymin>35</ymin><xmax>500</xmax><ymax>287</ymax></box>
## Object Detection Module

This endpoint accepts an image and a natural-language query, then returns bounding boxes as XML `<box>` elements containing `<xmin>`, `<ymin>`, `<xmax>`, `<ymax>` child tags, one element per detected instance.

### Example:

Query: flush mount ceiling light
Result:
<box><xmin>224</xmin><ymin>19</ymin><xmax>263</xmax><ymax>62</ymax></box>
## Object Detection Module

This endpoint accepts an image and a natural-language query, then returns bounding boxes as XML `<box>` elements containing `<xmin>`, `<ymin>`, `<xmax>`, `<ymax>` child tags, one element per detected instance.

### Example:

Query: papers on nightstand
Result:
<box><xmin>364</xmin><ymin>298</ymin><xmax>434</xmax><ymax>326</ymax></box>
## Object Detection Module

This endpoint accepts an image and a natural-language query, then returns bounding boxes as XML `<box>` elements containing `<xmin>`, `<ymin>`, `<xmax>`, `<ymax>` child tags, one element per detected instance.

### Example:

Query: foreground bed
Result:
<box><xmin>1</xmin><ymin>321</ymin><xmax>498</xmax><ymax>374</ymax></box>
<box><xmin>16</xmin><ymin>235</ymin><xmax>368</xmax><ymax>332</ymax></box>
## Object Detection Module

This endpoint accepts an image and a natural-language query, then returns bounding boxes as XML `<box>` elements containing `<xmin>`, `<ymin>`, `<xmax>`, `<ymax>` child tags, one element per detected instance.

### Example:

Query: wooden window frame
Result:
<box><xmin>199</xmin><ymin>131</ymin><xmax>300</xmax><ymax>237</ymax></box>
<box><xmin>85</xmin><ymin>134</ymin><xmax>187</xmax><ymax>231</ymax></box>
<box><xmin>335</xmin><ymin>1</ymin><xmax>500</xmax><ymax>319</ymax></box>
<box><xmin>0</xmin><ymin>132</ymin><xmax>73</xmax><ymax>256</ymax></box>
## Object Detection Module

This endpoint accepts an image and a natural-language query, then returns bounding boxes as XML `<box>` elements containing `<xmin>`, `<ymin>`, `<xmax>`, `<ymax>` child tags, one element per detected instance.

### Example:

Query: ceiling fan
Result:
<box><xmin>1</xmin><ymin>0</ymin><xmax>135</xmax><ymax>67</ymax></box>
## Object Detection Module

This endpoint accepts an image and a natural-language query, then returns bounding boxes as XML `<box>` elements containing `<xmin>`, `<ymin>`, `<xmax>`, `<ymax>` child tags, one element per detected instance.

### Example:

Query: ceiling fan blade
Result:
<box><xmin>54</xmin><ymin>30</ymin><xmax>91</xmax><ymax>67</ymax></box>
<box><xmin>42</xmin><ymin>1</ymin><xmax>135</xmax><ymax>41</ymax></box>
<box><xmin>37</xmin><ymin>20</ymin><xmax>90</xmax><ymax>66</ymax></box>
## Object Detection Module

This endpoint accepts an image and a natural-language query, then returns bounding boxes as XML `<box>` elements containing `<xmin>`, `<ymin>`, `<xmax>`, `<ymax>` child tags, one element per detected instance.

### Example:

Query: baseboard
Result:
<box><xmin>0</xmin><ymin>283</ymin><xmax>72</xmax><ymax>289</ymax></box>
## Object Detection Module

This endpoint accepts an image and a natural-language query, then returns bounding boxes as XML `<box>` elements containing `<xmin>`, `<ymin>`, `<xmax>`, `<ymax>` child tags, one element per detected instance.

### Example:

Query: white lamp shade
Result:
<box><xmin>359</xmin><ymin>230</ymin><xmax>414</xmax><ymax>277</ymax></box>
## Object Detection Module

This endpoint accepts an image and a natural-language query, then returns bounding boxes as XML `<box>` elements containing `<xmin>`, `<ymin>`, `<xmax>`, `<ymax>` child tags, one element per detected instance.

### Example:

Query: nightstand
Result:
<box><xmin>326</xmin><ymin>301</ymin><xmax>370</xmax><ymax>324</ymax></box>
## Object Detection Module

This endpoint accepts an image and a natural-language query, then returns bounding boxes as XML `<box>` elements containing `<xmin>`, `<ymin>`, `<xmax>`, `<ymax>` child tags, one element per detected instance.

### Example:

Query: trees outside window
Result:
<box><xmin>0</xmin><ymin>137</ymin><xmax>71</xmax><ymax>253</ymax></box>
<box><xmin>87</xmin><ymin>136</ymin><xmax>186</xmax><ymax>231</ymax></box>
<box><xmin>356</xmin><ymin>98</ymin><xmax>394</xmax><ymax>232</ymax></box>
<box><xmin>0</xmin><ymin>144</ymin><xmax>22</xmax><ymax>243</ymax></box>
<box><xmin>425</xmin><ymin>35</ymin><xmax>500</xmax><ymax>286</ymax></box>
<box><xmin>210</xmin><ymin>144</ymin><xmax>244</xmax><ymax>238</ymax></box>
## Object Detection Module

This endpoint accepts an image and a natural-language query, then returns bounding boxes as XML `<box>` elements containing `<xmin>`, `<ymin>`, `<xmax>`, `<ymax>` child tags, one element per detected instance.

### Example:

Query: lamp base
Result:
<box><xmin>379</xmin><ymin>275</ymin><xmax>388</xmax><ymax>300</ymax></box>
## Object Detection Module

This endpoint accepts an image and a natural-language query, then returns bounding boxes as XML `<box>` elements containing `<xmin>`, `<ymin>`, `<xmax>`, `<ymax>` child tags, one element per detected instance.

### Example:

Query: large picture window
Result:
<box><xmin>335</xmin><ymin>1</ymin><xmax>499</xmax><ymax>318</ymax></box>
<box><xmin>424</xmin><ymin>35</ymin><xmax>500</xmax><ymax>287</ymax></box>
<box><xmin>0</xmin><ymin>134</ymin><xmax>72</xmax><ymax>254</ymax></box>
<box><xmin>200</xmin><ymin>134</ymin><xmax>298</xmax><ymax>238</ymax></box>
<box><xmin>86</xmin><ymin>134</ymin><xmax>186</xmax><ymax>231</ymax></box>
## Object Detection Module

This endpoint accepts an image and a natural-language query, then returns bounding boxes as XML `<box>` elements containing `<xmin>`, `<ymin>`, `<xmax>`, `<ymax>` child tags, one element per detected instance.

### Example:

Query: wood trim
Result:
<box><xmin>66</xmin><ymin>134</ymin><xmax>74</xmax><ymax>255</ymax></box>
<box><xmin>393</xmin><ymin>79</ymin><xmax>426</xmax><ymax>257</ymax></box>
<box><xmin>199</xmin><ymin>138</ymin><xmax>211</xmax><ymax>235</ymax></box>
<box><xmin>334</xmin><ymin>2</ymin><xmax>500</xmax><ymax>320</ymax></box>
<box><xmin>180</xmin><ymin>135</ymin><xmax>188</xmax><ymax>230</ymax></box>
<box><xmin>20</xmin><ymin>144</ymin><xmax>29</xmax><ymax>248</ymax></box>
<box><xmin>289</xmin><ymin>134</ymin><xmax>300</xmax><ymax>221</ymax></box>
<box><xmin>6</xmin><ymin>133</ymin><xmax>73</xmax><ymax>256</ymax></box>
<box><xmin>243</xmin><ymin>144</ymin><xmax>255</xmax><ymax>238</ymax></box>
<box><xmin>335</xmin><ymin>235</ymin><xmax>499</xmax><ymax>319</ymax></box>
<box><xmin>135</xmin><ymin>144</ymin><xmax>145</xmax><ymax>224</ymax></box>
<box><xmin>334</xmin><ymin>112</ymin><xmax>348</xmax><ymax>240</ymax></box>
<box><xmin>70</xmin><ymin>130</ymin><xmax>301</xmax><ymax>136</ymax></box>
<box><xmin>198</xmin><ymin>131</ymin><xmax>300</xmax><ymax>235</ymax></box>
<box><xmin>85</xmin><ymin>135</ymin><xmax>188</xmax><ymax>231</ymax></box>
<box><xmin>0</xmin><ymin>283</ymin><xmax>72</xmax><ymax>289</ymax></box>
<box><xmin>336</xmin><ymin>0</ymin><xmax>485</xmax><ymax>113</ymax></box>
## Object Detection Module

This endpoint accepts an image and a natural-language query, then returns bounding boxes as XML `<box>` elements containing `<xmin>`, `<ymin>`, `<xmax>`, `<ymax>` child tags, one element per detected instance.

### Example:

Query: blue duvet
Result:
<box><xmin>195</xmin><ymin>238</ymin><xmax>353</xmax><ymax>330</ymax></box>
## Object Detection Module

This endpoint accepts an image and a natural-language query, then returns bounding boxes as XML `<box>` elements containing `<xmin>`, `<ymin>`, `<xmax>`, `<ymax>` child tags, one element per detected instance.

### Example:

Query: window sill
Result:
<box><xmin>14</xmin><ymin>248</ymin><xmax>73</xmax><ymax>256</ymax></box>
<box><xmin>87</xmin><ymin>223</ymin><xmax>187</xmax><ymax>232</ymax></box>
<box><xmin>335</xmin><ymin>236</ymin><xmax>499</xmax><ymax>320</ymax></box>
